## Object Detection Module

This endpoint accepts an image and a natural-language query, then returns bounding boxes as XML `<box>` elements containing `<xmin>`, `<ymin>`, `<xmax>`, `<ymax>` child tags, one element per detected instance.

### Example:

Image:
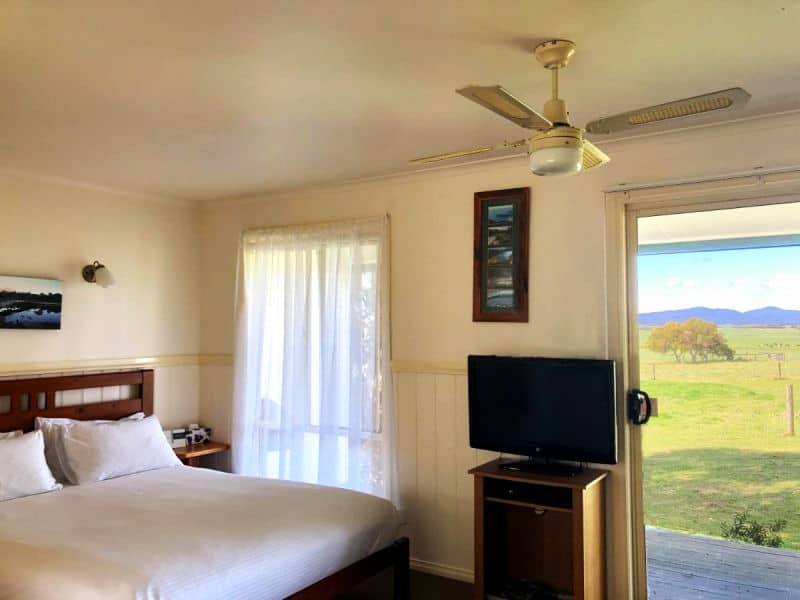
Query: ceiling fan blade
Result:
<box><xmin>582</xmin><ymin>139</ymin><xmax>610</xmax><ymax>171</ymax></box>
<box><xmin>456</xmin><ymin>86</ymin><xmax>551</xmax><ymax>130</ymax></box>
<box><xmin>585</xmin><ymin>88</ymin><xmax>751</xmax><ymax>135</ymax></box>
<box><xmin>410</xmin><ymin>139</ymin><xmax>527</xmax><ymax>165</ymax></box>
<box><xmin>583</xmin><ymin>140</ymin><xmax>611</xmax><ymax>171</ymax></box>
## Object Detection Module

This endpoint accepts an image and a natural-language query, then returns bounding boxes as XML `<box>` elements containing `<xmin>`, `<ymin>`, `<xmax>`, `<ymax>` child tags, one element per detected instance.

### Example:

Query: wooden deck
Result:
<box><xmin>647</xmin><ymin>527</ymin><xmax>800</xmax><ymax>599</ymax></box>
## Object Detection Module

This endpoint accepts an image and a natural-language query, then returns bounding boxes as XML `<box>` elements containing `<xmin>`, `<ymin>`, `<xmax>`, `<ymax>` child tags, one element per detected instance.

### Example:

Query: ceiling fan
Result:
<box><xmin>410</xmin><ymin>39</ymin><xmax>751</xmax><ymax>177</ymax></box>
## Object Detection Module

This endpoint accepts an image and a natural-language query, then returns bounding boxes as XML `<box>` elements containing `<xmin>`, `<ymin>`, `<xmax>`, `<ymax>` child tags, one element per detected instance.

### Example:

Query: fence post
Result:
<box><xmin>788</xmin><ymin>384</ymin><xmax>795</xmax><ymax>436</ymax></box>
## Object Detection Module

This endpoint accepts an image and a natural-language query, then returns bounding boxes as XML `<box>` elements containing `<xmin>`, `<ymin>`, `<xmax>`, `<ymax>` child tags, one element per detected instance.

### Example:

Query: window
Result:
<box><xmin>231</xmin><ymin>218</ymin><xmax>395</xmax><ymax>501</ymax></box>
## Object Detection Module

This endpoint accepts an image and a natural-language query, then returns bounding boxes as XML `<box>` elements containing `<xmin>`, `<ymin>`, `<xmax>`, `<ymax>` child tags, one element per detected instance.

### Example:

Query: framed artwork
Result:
<box><xmin>473</xmin><ymin>187</ymin><xmax>529</xmax><ymax>322</ymax></box>
<box><xmin>0</xmin><ymin>275</ymin><xmax>63</xmax><ymax>330</ymax></box>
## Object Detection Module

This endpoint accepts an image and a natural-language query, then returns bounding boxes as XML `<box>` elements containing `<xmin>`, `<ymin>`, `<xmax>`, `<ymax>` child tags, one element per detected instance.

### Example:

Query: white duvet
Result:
<box><xmin>0</xmin><ymin>466</ymin><xmax>399</xmax><ymax>600</ymax></box>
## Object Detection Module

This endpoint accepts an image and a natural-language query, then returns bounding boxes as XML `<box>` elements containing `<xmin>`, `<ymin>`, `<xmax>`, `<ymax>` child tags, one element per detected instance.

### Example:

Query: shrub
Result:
<box><xmin>721</xmin><ymin>511</ymin><xmax>787</xmax><ymax>547</ymax></box>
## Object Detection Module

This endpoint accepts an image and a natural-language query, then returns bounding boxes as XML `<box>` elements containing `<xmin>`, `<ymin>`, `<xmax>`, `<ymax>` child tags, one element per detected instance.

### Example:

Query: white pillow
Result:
<box><xmin>0</xmin><ymin>430</ymin><xmax>22</xmax><ymax>440</ymax></box>
<box><xmin>0</xmin><ymin>430</ymin><xmax>62</xmax><ymax>502</ymax></box>
<box><xmin>36</xmin><ymin>412</ymin><xmax>145</xmax><ymax>482</ymax></box>
<box><xmin>61</xmin><ymin>415</ymin><xmax>180</xmax><ymax>484</ymax></box>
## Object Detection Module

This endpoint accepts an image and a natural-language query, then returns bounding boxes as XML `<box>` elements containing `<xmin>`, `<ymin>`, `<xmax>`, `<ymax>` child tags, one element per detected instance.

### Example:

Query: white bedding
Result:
<box><xmin>0</xmin><ymin>466</ymin><xmax>399</xmax><ymax>600</ymax></box>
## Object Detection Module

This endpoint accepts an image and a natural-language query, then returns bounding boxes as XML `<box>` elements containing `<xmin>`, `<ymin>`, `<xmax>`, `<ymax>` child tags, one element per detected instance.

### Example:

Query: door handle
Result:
<box><xmin>628</xmin><ymin>389</ymin><xmax>652</xmax><ymax>425</ymax></box>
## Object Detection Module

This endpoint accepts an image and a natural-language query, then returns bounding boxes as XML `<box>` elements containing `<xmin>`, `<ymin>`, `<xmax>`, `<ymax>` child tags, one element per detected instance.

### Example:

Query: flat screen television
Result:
<box><xmin>468</xmin><ymin>355</ymin><xmax>618</xmax><ymax>466</ymax></box>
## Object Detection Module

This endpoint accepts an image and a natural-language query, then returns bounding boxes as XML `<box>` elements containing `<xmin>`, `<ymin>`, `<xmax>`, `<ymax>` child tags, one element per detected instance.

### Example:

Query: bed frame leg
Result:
<box><xmin>393</xmin><ymin>537</ymin><xmax>410</xmax><ymax>600</ymax></box>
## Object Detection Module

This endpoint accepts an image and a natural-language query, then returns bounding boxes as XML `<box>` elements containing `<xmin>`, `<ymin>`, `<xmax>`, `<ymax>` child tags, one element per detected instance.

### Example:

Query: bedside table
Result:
<box><xmin>174</xmin><ymin>441</ymin><xmax>230</xmax><ymax>467</ymax></box>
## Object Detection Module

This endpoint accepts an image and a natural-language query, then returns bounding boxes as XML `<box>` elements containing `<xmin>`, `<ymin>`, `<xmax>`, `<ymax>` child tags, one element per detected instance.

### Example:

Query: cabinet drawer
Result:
<box><xmin>484</xmin><ymin>477</ymin><xmax>573</xmax><ymax>510</ymax></box>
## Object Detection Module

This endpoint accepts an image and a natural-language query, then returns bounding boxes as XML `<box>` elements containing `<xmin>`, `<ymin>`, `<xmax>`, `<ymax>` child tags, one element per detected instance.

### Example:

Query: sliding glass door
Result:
<box><xmin>627</xmin><ymin>201</ymin><xmax>800</xmax><ymax>599</ymax></box>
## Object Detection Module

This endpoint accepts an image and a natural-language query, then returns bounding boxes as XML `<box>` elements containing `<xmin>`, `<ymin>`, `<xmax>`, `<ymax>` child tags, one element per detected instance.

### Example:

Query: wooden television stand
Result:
<box><xmin>470</xmin><ymin>459</ymin><xmax>608</xmax><ymax>600</ymax></box>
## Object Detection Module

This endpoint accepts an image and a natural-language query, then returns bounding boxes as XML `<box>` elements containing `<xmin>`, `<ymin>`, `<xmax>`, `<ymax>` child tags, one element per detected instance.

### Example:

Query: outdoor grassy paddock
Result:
<box><xmin>639</xmin><ymin>326</ymin><xmax>800</xmax><ymax>549</ymax></box>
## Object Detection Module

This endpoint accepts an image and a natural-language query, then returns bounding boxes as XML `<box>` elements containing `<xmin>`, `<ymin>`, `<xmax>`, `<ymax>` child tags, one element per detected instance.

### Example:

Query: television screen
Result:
<box><xmin>468</xmin><ymin>355</ymin><xmax>618</xmax><ymax>464</ymax></box>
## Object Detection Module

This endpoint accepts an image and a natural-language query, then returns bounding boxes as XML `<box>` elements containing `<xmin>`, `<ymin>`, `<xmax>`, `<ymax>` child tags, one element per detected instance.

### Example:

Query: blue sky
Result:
<box><xmin>638</xmin><ymin>246</ymin><xmax>800</xmax><ymax>313</ymax></box>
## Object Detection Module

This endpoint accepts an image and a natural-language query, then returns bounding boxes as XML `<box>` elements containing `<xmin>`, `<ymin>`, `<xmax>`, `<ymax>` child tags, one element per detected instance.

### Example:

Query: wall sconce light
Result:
<box><xmin>82</xmin><ymin>260</ymin><xmax>114</xmax><ymax>287</ymax></box>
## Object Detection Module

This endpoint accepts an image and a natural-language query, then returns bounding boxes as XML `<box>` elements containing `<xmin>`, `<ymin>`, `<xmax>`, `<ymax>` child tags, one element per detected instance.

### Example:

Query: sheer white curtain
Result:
<box><xmin>231</xmin><ymin>216</ymin><xmax>396</xmax><ymax>504</ymax></box>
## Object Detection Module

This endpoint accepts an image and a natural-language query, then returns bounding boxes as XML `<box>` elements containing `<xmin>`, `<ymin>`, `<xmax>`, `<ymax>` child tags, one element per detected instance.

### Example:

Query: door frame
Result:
<box><xmin>604</xmin><ymin>168</ymin><xmax>800</xmax><ymax>599</ymax></box>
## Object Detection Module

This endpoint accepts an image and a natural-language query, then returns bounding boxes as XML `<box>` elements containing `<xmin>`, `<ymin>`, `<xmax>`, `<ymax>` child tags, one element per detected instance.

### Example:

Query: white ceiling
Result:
<box><xmin>1</xmin><ymin>0</ymin><xmax>799</xmax><ymax>200</ymax></box>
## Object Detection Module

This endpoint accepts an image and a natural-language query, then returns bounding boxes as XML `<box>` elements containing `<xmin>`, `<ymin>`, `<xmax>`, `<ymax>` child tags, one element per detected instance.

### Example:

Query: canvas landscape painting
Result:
<box><xmin>0</xmin><ymin>275</ymin><xmax>63</xmax><ymax>329</ymax></box>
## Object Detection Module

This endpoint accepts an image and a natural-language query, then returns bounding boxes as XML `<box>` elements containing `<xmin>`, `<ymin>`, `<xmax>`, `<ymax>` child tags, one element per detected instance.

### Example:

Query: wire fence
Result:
<box><xmin>643</xmin><ymin>357</ymin><xmax>792</xmax><ymax>381</ymax></box>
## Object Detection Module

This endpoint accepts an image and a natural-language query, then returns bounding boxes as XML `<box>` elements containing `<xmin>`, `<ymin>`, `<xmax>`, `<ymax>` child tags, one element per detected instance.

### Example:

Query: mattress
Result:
<box><xmin>0</xmin><ymin>466</ymin><xmax>399</xmax><ymax>600</ymax></box>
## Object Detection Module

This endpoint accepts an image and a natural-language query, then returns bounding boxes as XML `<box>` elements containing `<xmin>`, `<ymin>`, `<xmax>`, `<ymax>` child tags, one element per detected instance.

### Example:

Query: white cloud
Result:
<box><xmin>664</xmin><ymin>277</ymin><xmax>696</xmax><ymax>289</ymax></box>
<box><xmin>640</xmin><ymin>249</ymin><xmax>800</xmax><ymax>313</ymax></box>
<box><xmin>766</xmin><ymin>273</ymin><xmax>800</xmax><ymax>292</ymax></box>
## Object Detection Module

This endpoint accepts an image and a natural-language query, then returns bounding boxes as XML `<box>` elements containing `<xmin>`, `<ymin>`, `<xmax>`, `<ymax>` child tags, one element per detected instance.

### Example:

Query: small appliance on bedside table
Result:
<box><xmin>186</xmin><ymin>423</ymin><xmax>210</xmax><ymax>445</ymax></box>
<box><xmin>167</xmin><ymin>424</ymin><xmax>229</xmax><ymax>467</ymax></box>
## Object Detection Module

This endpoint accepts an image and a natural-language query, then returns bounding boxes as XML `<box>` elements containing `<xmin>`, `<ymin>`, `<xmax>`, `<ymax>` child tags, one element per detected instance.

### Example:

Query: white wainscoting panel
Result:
<box><xmin>394</xmin><ymin>367</ymin><xmax>497</xmax><ymax>580</ymax></box>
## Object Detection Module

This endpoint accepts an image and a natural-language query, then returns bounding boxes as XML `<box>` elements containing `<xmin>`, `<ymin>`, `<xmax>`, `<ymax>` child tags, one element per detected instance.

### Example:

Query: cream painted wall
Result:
<box><xmin>197</xmin><ymin>112</ymin><xmax>800</xmax><ymax>597</ymax></box>
<box><xmin>0</xmin><ymin>170</ymin><xmax>202</xmax><ymax>428</ymax></box>
<box><xmin>200</xmin><ymin>113</ymin><xmax>800</xmax><ymax>358</ymax></box>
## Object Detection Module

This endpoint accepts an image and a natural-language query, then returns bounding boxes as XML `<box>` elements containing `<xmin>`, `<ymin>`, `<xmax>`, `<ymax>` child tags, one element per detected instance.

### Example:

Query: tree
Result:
<box><xmin>709</xmin><ymin>332</ymin><xmax>735</xmax><ymax>361</ymax></box>
<box><xmin>646</xmin><ymin>321</ymin><xmax>684</xmax><ymax>362</ymax></box>
<box><xmin>681</xmin><ymin>317</ymin><xmax>718</xmax><ymax>362</ymax></box>
<box><xmin>646</xmin><ymin>318</ymin><xmax>734</xmax><ymax>363</ymax></box>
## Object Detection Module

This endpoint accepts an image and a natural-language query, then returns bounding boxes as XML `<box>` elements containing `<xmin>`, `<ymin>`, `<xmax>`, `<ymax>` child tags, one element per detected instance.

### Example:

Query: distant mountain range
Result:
<box><xmin>639</xmin><ymin>306</ymin><xmax>800</xmax><ymax>326</ymax></box>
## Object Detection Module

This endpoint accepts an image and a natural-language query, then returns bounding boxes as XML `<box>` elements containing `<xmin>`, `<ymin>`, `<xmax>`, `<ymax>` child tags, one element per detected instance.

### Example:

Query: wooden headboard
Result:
<box><xmin>0</xmin><ymin>370</ymin><xmax>154</xmax><ymax>433</ymax></box>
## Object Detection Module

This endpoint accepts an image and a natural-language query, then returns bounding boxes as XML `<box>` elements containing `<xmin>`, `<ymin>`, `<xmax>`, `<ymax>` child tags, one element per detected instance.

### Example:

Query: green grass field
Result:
<box><xmin>639</xmin><ymin>327</ymin><xmax>800</xmax><ymax>549</ymax></box>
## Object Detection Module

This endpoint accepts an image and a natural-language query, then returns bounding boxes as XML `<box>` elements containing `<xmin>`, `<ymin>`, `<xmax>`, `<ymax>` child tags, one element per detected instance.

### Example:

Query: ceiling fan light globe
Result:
<box><xmin>529</xmin><ymin>146</ymin><xmax>583</xmax><ymax>176</ymax></box>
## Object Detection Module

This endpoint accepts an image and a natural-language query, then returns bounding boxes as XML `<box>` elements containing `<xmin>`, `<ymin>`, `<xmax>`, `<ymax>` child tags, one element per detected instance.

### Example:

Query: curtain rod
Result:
<box><xmin>242</xmin><ymin>214</ymin><xmax>389</xmax><ymax>236</ymax></box>
<box><xmin>603</xmin><ymin>165</ymin><xmax>800</xmax><ymax>194</ymax></box>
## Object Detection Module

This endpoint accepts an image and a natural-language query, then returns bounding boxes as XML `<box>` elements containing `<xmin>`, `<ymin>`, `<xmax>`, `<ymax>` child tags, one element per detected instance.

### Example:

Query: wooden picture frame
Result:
<box><xmin>473</xmin><ymin>187</ymin><xmax>530</xmax><ymax>322</ymax></box>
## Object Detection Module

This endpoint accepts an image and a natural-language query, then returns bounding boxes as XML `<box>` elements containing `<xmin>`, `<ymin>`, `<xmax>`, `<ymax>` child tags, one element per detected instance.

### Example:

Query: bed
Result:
<box><xmin>0</xmin><ymin>369</ymin><xmax>409</xmax><ymax>600</ymax></box>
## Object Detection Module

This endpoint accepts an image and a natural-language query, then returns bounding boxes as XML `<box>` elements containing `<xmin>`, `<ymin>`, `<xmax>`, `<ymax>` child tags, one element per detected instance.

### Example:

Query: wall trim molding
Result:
<box><xmin>0</xmin><ymin>354</ymin><xmax>469</xmax><ymax>376</ymax></box>
<box><xmin>391</xmin><ymin>359</ymin><xmax>466</xmax><ymax>374</ymax></box>
<box><xmin>0</xmin><ymin>354</ymin><xmax>205</xmax><ymax>376</ymax></box>
<box><xmin>410</xmin><ymin>558</ymin><xmax>474</xmax><ymax>583</ymax></box>
<box><xmin>0</xmin><ymin>165</ymin><xmax>193</xmax><ymax>208</ymax></box>
<box><xmin>195</xmin><ymin>356</ymin><xmax>467</xmax><ymax>373</ymax></box>
<box><xmin>197</xmin><ymin>353</ymin><xmax>234</xmax><ymax>366</ymax></box>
